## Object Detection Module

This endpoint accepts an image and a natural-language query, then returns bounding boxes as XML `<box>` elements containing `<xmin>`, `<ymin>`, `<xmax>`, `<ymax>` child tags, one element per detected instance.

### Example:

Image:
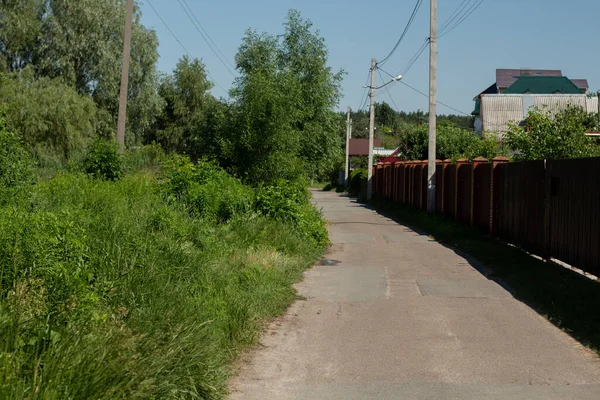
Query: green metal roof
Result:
<box><xmin>503</xmin><ymin>76</ymin><xmax>581</xmax><ymax>94</ymax></box>
<box><xmin>472</xmin><ymin>98</ymin><xmax>481</xmax><ymax>116</ymax></box>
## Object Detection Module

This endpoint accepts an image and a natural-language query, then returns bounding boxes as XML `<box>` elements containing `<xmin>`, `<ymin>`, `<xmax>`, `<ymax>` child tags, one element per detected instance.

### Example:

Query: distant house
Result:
<box><xmin>348</xmin><ymin>138</ymin><xmax>382</xmax><ymax>156</ymax></box>
<box><xmin>472</xmin><ymin>69</ymin><xmax>594</xmax><ymax>136</ymax></box>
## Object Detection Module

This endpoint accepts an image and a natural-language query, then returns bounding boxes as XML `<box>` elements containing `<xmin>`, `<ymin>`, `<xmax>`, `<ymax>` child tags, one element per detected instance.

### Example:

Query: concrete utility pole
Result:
<box><xmin>344</xmin><ymin>106</ymin><xmax>352</xmax><ymax>187</ymax></box>
<box><xmin>116</xmin><ymin>0</ymin><xmax>134</xmax><ymax>150</ymax></box>
<box><xmin>597</xmin><ymin>90</ymin><xmax>600</xmax><ymax>130</ymax></box>
<box><xmin>426</xmin><ymin>0</ymin><xmax>437</xmax><ymax>213</ymax></box>
<box><xmin>367</xmin><ymin>58</ymin><xmax>377</xmax><ymax>200</ymax></box>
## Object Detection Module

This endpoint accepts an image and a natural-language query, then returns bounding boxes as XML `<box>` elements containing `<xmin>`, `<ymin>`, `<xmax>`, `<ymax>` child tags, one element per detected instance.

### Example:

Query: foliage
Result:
<box><xmin>0</xmin><ymin>114</ymin><xmax>34</xmax><ymax>189</ymax></box>
<box><xmin>228</xmin><ymin>10</ymin><xmax>343</xmax><ymax>184</ymax></box>
<box><xmin>161</xmin><ymin>156</ymin><xmax>254</xmax><ymax>223</ymax></box>
<box><xmin>150</xmin><ymin>57</ymin><xmax>218</xmax><ymax>157</ymax></box>
<box><xmin>505</xmin><ymin>106</ymin><xmax>600</xmax><ymax>161</ymax></box>
<box><xmin>0</xmin><ymin>168</ymin><xmax>324</xmax><ymax>398</ymax></box>
<box><xmin>0</xmin><ymin>69</ymin><xmax>99</xmax><ymax>161</ymax></box>
<box><xmin>255</xmin><ymin>180</ymin><xmax>328</xmax><ymax>247</ymax></box>
<box><xmin>82</xmin><ymin>138</ymin><xmax>124</xmax><ymax>181</ymax></box>
<box><xmin>348</xmin><ymin>168</ymin><xmax>368</xmax><ymax>197</ymax></box>
<box><xmin>398</xmin><ymin>122</ymin><xmax>503</xmax><ymax>161</ymax></box>
<box><xmin>0</xmin><ymin>0</ymin><xmax>162</xmax><ymax>144</ymax></box>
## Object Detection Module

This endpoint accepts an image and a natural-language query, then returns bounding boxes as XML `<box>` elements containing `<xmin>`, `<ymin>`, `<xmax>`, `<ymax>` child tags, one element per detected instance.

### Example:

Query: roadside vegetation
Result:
<box><xmin>0</xmin><ymin>3</ymin><xmax>336</xmax><ymax>399</ymax></box>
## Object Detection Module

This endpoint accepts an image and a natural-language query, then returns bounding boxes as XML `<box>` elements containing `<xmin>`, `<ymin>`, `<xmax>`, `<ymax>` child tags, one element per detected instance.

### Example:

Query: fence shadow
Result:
<box><xmin>363</xmin><ymin>197</ymin><xmax>600</xmax><ymax>355</ymax></box>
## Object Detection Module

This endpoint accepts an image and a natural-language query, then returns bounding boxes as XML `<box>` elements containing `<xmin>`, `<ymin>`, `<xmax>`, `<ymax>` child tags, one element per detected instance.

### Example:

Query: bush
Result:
<box><xmin>0</xmin><ymin>118</ymin><xmax>34</xmax><ymax>190</ymax></box>
<box><xmin>0</xmin><ymin>170</ymin><xmax>324</xmax><ymax>398</ymax></box>
<box><xmin>255</xmin><ymin>180</ymin><xmax>328</xmax><ymax>247</ymax></box>
<box><xmin>348</xmin><ymin>168</ymin><xmax>367</xmax><ymax>198</ymax></box>
<box><xmin>82</xmin><ymin>138</ymin><xmax>124</xmax><ymax>180</ymax></box>
<box><xmin>124</xmin><ymin>143</ymin><xmax>166</xmax><ymax>173</ymax></box>
<box><xmin>161</xmin><ymin>156</ymin><xmax>254</xmax><ymax>223</ymax></box>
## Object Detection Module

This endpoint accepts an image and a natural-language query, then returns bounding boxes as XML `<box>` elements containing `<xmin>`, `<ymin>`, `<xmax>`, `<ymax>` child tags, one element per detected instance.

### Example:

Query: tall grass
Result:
<box><xmin>0</xmin><ymin>153</ymin><xmax>326</xmax><ymax>398</ymax></box>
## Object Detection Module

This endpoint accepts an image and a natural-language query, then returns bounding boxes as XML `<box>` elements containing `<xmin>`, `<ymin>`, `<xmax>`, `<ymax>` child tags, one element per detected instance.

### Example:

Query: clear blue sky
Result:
<box><xmin>139</xmin><ymin>0</ymin><xmax>599</xmax><ymax>115</ymax></box>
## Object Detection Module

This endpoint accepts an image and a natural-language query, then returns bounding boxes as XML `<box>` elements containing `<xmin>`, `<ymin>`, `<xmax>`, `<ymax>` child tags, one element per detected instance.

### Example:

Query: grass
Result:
<box><xmin>369</xmin><ymin>197</ymin><xmax>600</xmax><ymax>354</ymax></box>
<box><xmin>0</xmin><ymin>166</ymin><xmax>326</xmax><ymax>399</ymax></box>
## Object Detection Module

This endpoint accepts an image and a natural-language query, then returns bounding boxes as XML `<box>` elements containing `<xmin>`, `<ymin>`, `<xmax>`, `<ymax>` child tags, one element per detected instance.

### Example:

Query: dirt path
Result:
<box><xmin>228</xmin><ymin>190</ymin><xmax>600</xmax><ymax>399</ymax></box>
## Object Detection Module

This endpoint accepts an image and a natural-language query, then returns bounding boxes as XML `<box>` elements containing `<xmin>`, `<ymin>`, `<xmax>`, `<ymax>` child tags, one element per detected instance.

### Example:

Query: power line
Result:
<box><xmin>400</xmin><ymin>38</ymin><xmax>429</xmax><ymax>76</ymax></box>
<box><xmin>377</xmin><ymin>68</ymin><xmax>401</xmax><ymax>113</ymax></box>
<box><xmin>378</xmin><ymin>0</ymin><xmax>424</xmax><ymax>66</ymax></box>
<box><xmin>179</xmin><ymin>0</ymin><xmax>237</xmax><ymax>71</ymax></box>
<box><xmin>146</xmin><ymin>0</ymin><xmax>229</xmax><ymax>94</ymax></box>
<box><xmin>439</xmin><ymin>0</ymin><xmax>487</xmax><ymax>39</ymax></box>
<box><xmin>176</xmin><ymin>0</ymin><xmax>237</xmax><ymax>77</ymax></box>
<box><xmin>399</xmin><ymin>80</ymin><xmax>471</xmax><ymax>115</ymax></box>
<box><xmin>438</xmin><ymin>0</ymin><xmax>472</xmax><ymax>35</ymax></box>
<box><xmin>358</xmin><ymin>69</ymin><xmax>371</xmax><ymax>111</ymax></box>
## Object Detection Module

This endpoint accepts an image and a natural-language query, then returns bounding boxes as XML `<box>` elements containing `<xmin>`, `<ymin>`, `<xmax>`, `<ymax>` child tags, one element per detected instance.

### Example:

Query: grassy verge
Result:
<box><xmin>370</xmin><ymin>197</ymin><xmax>600</xmax><ymax>354</ymax></box>
<box><xmin>0</xmin><ymin>157</ymin><xmax>327</xmax><ymax>398</ymax></box>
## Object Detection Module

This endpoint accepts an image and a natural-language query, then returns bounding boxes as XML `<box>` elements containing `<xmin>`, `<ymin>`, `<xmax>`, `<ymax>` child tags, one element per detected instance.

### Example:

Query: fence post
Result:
<box><xmin>471</xmin><ymin>157</ymin><xmax>488</xmax><ymax>226</ymax></box>
<box><xmin>455</xmin><ymin>158</ymin><xmax>469</xmax><ymax>221</ymax></box>
<box><xmin>543</xmin><ymin>159</ymin><xmax>553</xmax><ymax>260</ymax></box>
<box><xmin>442</xmin><ymin>159</ymin><xmax>452</xmax><ymax>214</ymax></box>
<box><xmin>490</xmin><ymin>156</ymin><xmax>509</xmax><ymax>236</ymax></box>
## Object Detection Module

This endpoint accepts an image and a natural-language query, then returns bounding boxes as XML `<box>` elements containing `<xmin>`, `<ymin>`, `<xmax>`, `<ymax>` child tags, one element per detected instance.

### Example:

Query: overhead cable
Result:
<box><xmin>146</xmin><ymin>0</ymin><xmax>229</xmax><ymax>94</ymax></box>
<box><xmin>378</xmin><ymin>0</ymin><xmax>424</xmax><ymax>66</ymax></box>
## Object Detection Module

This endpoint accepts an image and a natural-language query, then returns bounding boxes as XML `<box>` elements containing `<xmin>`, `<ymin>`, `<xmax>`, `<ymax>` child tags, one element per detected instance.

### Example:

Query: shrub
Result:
<box><xmin>82</xmin><ymin>138</ymin><xmax>124</xmax><ymax>180</ymax></box>
<box><xmin>0</xmin><ymin>115</ymin><xmax>34</xmax><ymax>190</ymax></box>
<box><xmin>161</xmin><ymin>156</ymin><xmax>254</xmax><ymax>223</ymax></box>
<box><xmin>255</xmin><ymin>180</ymin><xmax>328</xmax><ymax>247</ymax></box>
<box><xmin>348</xmin><ymin>168</ymin><xmax>367</xmax><ymax>198</ymax></box>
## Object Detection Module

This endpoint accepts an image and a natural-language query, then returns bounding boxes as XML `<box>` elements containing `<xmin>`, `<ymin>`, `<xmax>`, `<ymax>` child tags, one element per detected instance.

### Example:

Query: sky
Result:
<box><xmin>139</xmin><ymin>0</ymin><xmax>600</xmax><ymax>115</ymax></box>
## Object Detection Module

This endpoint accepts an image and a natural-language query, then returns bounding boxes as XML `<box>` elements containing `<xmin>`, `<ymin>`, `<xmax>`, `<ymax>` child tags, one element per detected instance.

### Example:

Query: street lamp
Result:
<box><xmin>365</xmin><ymin>66</ymin><xmax>402</xmax><ymax>200</ymax></box>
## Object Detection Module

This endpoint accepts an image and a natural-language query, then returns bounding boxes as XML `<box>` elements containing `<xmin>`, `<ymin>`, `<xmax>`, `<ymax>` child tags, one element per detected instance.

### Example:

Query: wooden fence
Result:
<box><xmin>372</xmin><ymin>157</ymin><xmax>600</xmax><ymax>277</ymax></box>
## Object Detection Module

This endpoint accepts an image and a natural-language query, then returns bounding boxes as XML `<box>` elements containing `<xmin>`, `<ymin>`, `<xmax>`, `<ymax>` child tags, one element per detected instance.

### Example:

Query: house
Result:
<box><xmin>348</xmin><ymin>138</ymin><xmax>382</xmax><ymax>156</ymax></box>
<box><xmin>472</xmin><ymin>69</ymin><xmax>594</xmax><ymax>136</ymax></box>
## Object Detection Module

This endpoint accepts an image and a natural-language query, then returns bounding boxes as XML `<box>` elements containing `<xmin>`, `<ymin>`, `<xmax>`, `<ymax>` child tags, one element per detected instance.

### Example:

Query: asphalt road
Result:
<box><xmin>229</xmin><ymin>190</ymin><xmax>600</xmax><ymax>399</ymax></box>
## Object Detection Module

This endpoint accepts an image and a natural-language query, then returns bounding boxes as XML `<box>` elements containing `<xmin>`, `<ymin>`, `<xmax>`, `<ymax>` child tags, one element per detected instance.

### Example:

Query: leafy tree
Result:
<box><xmin>375</xmin><ymin>102</ymin><xmax>397</xmax><ymax>129</ymax></box>
<box><xmin>228</xmin><ymin>10</ymin><xmax>343</xmax><ymax>184</ymax></box>
<box><xmin>505</xmin><ymin>106</ymin><xmax>600</xmax><ymax>160</ymax></box>
<box><xmin>0</xmin><ymin>68</ymin><xmax>99</xmax><ymax>160</ymax></box>
<box><xmin>0</xmin><ymin>0</ymin><xmax>162</xmax><ymax>144</ymax></box>
<box><xmin>0</xmin><ymin>111</ymin><xmax>34</xmax><ymax>189</ymax></box>
<box><xmin>150</xmin><ymin>56</ymin><xmax>216</xmax><ymax>156</ymax></box>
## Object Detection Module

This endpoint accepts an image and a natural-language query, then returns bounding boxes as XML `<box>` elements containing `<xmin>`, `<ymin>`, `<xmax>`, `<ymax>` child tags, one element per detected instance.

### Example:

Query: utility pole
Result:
<box><xmin>597</xmin><ymin>90</ymin><xmax>600</xmax><ymax>130</ymax></box>
<box><xmin>426</xmin><ymin>0</ymin><xmax>437</xmax><ymax>213</ymax></box>
<box><xmin>116</xmin><ymin>0</ymin><xmax>134</xmax><ymax>150</ymax></box>
<box><xmin>344</xmin><ymin>106</ymin><xmax>352</xmax><ymax>187</ymax></box>
<box><xmin>367</xmin><ymin>58</ymin><xmax>377</xmax><ymax>200</ymax></box>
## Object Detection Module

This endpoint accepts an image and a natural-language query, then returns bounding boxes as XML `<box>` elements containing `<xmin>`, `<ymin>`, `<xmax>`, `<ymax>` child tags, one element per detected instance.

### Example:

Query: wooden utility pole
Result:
<box><xmin>427</xmin><ymin>0</ymin><xmax>437</xmax><ymax>213</ymax></box>
<box><xmin>344</xmin><ymin>106</ymin><xmax>352</xmax><ymax>187</ymax></box>
<box><xmin>367</xmin><ymin>58</ymin><xmax>377</xmax><ymax>200</ymax></box>
<box><xmin>117</xmin><ymin>0</ymin><xmax>134</xmax><ymax>149</ymax></box>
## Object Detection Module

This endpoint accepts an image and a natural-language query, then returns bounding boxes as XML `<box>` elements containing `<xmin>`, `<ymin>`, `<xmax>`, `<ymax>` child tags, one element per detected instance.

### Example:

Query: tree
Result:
<box><xmin>0</xmin><ymin>0</ymin><xmax>162</xmax><ymax>144</ymax></box>
<box><xmin>505</xmin><ymin>106</ymin><xmax>600</xmax><ymax>161</ymax></box>
<box><xmin>150</xmin><ymin>56</ymin><xmax>215</xmax><ymax>156</ymax></box>
<box><xmin>228</xmin><ymin>10</ymin><xmax>344</xmax><ymax>184</ymax></box>
<box><xmin>0</xmin><ymin>68</ymin><xmax>99</xmax><ymax>161</ymax></box>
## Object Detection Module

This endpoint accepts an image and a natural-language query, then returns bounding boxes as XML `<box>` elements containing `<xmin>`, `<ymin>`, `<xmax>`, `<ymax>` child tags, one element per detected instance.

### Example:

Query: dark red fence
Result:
<box><xmin>372</xmin><ymin>156</ymin><xmax>600</xmax><ymax>277</ymax></box>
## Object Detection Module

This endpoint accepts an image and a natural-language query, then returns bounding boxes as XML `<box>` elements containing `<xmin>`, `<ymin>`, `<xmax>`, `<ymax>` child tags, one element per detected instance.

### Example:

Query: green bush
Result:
<box><xmin>255</xmin><ymin>180</ymin><xmax>328</xmax><ymax>247</ymax></box>
<box><xmin>161</xmin><ymin>156</ymin><xmax>254</xmax><ymax>223</ymax></box>
<box><xmin>0</xmin><ymin>171</ymin><xmax>323</xmax><ymax>398</ymax></box>
<box><xmin>82</xmin><ymin>138</ymin><xmax>124</xmax><ymax>180</ymax></box>
<box><xmin>0</xmin><ymin>117</ymin><xmax>34</xmax><ymax>190</ymax></box>
<box><xmin>348</xmin><ymin>168</ymin><xmax>367</xmax><ymax>198</ymax></box>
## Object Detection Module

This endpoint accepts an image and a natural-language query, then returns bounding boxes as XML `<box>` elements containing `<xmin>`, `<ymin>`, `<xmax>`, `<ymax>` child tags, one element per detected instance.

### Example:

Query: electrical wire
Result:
<box><xmin>400</xmin><ymin>38</ymin><xmax>429</xmax><ymax>76</ymax></box>
<box><xmin>439</xmin><ymin>0</ymin><xmax>487</xmax><ymax>39</ymax></box>
<box><xmin>377</xmin><ymin>68</ymin><xmax>401</xmax><ymax>113</ymax></box>
<box><xmin>176</xmin><ymin>0</ymin><xmax>237</xmax><ymax>77</ymax></box>
<box><xmin>378</xmin><ymin>0</ymin><xmax>424</xmax><ymax>66</ymax></box>
<box><xmin>179</xmin><ymin>0</ymin><xmax>237</xmax><ymax>71</ymax></box>
<box><xmin>146</xmin><ymin>0</ymin><xmax>229</xmax><ymax>94</ymax></box>
<box><xmin>438</xmin><ymin>0</ymin><xmax>472</xmax><ymax>35</ymax></box>
<box><xmin>358</xmin><ymin>69</ymin><xmax>371</xmax><ymax>111</ymax></box>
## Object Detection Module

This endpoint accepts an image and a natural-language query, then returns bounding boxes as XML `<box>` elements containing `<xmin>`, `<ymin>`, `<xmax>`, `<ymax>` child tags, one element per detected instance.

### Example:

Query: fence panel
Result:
<box><xmin>473</xmin><ymin>162</ymin><xmax>492</xmax><ymax>233</ymax></box>
<box><xmin>548</xmin><ymin>158</ymin><xmax>600</xmax><ymax>276</ymax></box>
<box><xmin>444</xmin><ymin>164</ymin><xmax>457</xmax><ymax>219</ymax></box>
<box><xmin>495</xmin><ymin>160</ymin><xmax>546</xmax><ymax>255</ymax></box>
<box><xmin>456</xmin><ymin>161</ymin><xmax>472</xmax><ymax>224</ymax></box>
